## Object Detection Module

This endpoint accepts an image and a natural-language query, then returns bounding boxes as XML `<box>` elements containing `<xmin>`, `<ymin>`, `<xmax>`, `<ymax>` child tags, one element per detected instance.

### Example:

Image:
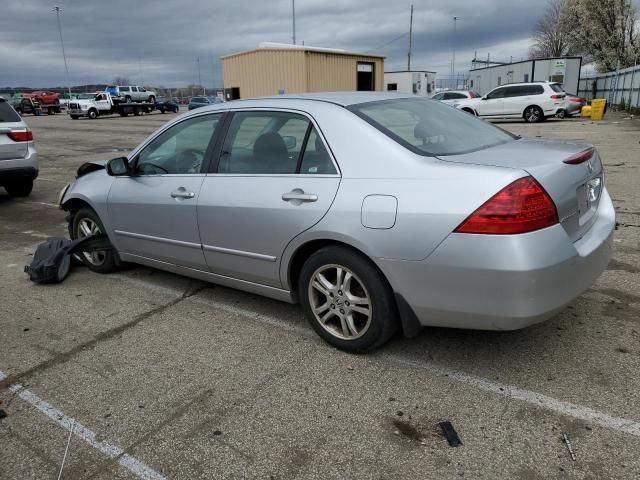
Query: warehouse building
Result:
<box><xmin>469</xmin><ymin>56</ymin><xmax>582</xmax><ymax>95</ymax></box>
<box><xmin>384</xmin><ymin>70</ymin><xmax>436</xmax><ymax>96</ymax></box>
<box><xmin>221</xmin><ymin>43</ymin><xmax>384</xmax><ymax>100</ymax></box>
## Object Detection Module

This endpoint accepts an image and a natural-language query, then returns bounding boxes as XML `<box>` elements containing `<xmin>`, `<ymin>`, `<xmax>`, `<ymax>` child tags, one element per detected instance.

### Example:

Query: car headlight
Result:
<box><xmin>58</xmin><ymin>183</ymin><xmax>70</xmax><ymax>207</ymax></box>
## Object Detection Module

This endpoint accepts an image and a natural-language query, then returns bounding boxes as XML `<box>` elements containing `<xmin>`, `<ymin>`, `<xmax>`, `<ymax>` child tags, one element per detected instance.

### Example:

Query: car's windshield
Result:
<box><xmin>0</xmin><ymin>99</ymin><xmax>21</xmax><ymax>122</ymax></box>
<box><xmin>207</xmin><ymin>97</ymin><xmax>220</xmax><ymax>103</ymax></box>
<box><xmin>349</xmin><ymin>98</ymin><xmax>516</xmax><ymax>156</ymax></box>
<box><xmin>77</xmin><ymin>94</ymin><xmax>94</xmax><ymax>99</ymax></box>
<box><xmin>156</xmin><ymin>97</ymin><xmax>167</xmax><ymax>102</ymax></box>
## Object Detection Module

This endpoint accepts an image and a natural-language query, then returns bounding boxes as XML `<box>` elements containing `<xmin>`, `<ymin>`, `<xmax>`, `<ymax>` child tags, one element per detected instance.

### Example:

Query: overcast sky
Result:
<box><xmin>0</xmin><ymin>0</ymin><xmax>581</xmax><ymax>88</ymax></box>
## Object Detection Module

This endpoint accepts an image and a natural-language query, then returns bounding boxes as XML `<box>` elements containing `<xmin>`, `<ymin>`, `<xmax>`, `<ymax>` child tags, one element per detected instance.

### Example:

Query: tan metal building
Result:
<box><xmin>221</xmin><ymin>43</ymin><xmax>384</xmax><ymax>100</ymax></box>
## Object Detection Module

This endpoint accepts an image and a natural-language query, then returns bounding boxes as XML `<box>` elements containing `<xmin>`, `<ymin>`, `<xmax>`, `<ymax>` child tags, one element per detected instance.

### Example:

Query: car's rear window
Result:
<box><xmin>550</xmin><ymin>83</ymin><xmax>565</xmax><ymax>93</ymax></box>
<box><xmin>0</xmin><ymin>99</ymin><xmax>21</xmax><ymax>122</ymax></box>
<box><xmin>348</xmin><ymin>98</ymin><xmax>515</xmax><ymax>156</ymax></box>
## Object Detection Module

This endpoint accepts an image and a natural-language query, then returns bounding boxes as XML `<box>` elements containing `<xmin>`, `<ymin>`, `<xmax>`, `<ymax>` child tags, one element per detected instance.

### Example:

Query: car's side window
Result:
<box><xmin>219</xmin><ymin>111</ymin><xmax>309</xmax><ymax>174</ymax></box>
<box><xmin>487</xmin><ymin>87</ymin><xmax>506</xmax><ymax>99</ymax></box>
<box><xmin>135</xmin><ymin>114</ymin><xmax>221</xmax><ymax>175</ymax></box>
<box><xmin>299</xmin><ymin>128</ymin><xmax>337</xmax><ymax>175</ymax></box>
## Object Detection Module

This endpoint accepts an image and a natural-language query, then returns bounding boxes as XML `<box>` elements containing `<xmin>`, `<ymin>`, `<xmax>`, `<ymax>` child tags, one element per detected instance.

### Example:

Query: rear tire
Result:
<box><xmin>299</xmin><ymin>246</ymin><xmax>398</xmax><ymax>353</ymax></box>
<box><xmin>148</xmin><ymin>95</ymin><xmax>155</xmax><ymax>103</ymax></box>
<box><xmin>524</xmin><ymin>105</ymin><xmax>544</xmax><ymax>123</ymax></box>
<box><xmin>70</xmin><ymin>207</ymin><xmax>119</xmax><ymax>274</ymax></box>
<box><xmin>5</xmin><ymin>179</ymin><xmax>33</xmax><ymax>197</ymax></box>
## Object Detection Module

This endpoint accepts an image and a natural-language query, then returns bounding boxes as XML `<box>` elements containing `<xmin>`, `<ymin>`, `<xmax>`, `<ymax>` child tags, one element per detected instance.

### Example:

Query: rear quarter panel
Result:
<box><xmin>278</xmin><ymin>103</ymin><xmax>524</xmax><ymax>289</ymax></box>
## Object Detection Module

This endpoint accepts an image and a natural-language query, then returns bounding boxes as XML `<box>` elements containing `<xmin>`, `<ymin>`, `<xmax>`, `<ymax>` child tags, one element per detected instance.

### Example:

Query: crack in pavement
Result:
<box><xmin>0</xmin><ymin>282</ymin><xmax>209</xmax><ymax>393</ymax></box>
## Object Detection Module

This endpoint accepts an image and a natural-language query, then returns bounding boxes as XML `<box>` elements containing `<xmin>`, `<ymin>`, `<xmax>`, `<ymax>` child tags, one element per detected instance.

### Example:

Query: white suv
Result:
<box><xmin>455</xmin><ymin>82</ymin><xmax>567</xmax><ymax>123</ymax></box>
<box><xmin>0</xmin><ymin>97</ymin><xmax>37</xmax><ymax>197</ymax></box>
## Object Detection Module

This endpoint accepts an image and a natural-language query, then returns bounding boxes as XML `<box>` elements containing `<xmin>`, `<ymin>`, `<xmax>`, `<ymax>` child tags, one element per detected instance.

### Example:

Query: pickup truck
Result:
<box><xmin>67</xmin><ymin>92</ymin><xmax>155</xmax><ymax>119</ymax></box>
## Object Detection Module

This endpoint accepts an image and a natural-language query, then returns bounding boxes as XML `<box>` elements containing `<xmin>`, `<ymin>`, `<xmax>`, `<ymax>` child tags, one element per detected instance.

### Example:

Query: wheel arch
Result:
<box><xmin>461</xmin><ymin>107</ymin><xmax>476</xmax><ymax>115</ymax></box>
<box><xmin>284</xmin><ymin>237</ymin><xmax>421</xmax><ymax>338</ymax></box>
<box><xmin>61</xmin><ymin>194</ymin><xmax>120</xmax><ymax>250</ymax></box>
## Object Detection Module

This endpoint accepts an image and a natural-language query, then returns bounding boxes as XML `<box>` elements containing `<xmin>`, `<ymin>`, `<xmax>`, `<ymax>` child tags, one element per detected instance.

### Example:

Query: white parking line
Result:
<box><xmin>0</xmin><ymin>371</ymin><xmax>167</xmax><ymax>480</ymax></box>
<box><xmin>115</xmin><ymin>273</ymin><xmax>640</xmax><ymax>438</ymax></box>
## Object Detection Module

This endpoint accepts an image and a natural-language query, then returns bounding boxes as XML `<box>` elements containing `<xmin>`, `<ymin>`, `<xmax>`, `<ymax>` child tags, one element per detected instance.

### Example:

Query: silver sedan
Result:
<box><xmin>60</xmin><ymin>92</ymin><xmax>614</xmax><ymax>352</ymax></box>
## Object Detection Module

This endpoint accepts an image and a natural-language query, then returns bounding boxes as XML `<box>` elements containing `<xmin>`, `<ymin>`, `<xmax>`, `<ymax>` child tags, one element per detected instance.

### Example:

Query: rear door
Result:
<box><xmin>0</xmin><ymin>99</ymin><xmax>27</xmax><ymax>160</ymax></box>
<box><xmin>197</xmin><ymin>109</ymin><xmax>341</xmax><ymax>287</ymax></box>
<box><xmin>108</xmin><ymin>112</ymin><xmax>224</xmax><ymax>269</ymax></box>
<box><xmin>502</xmin><ymin>85</ymin><xmax>526</xmax><ymax>116</ymax></box>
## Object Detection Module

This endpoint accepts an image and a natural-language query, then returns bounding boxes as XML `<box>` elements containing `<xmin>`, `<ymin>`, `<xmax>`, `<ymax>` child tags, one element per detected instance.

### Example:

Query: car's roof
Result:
<box><xmin>241</xmin><ymin>91</ymin><xmax>417</xmax><ymax>106</ymax></box>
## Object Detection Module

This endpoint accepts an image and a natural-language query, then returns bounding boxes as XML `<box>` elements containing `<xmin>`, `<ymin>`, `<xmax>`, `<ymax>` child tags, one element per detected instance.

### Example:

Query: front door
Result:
<box><xmin>198</xmin><ymin>110</ymin><xmax>341</xmax><ymax>287</ymax></box>
<box><xmin>108</xmin><ymin>113</ymin><xmax>223</xmax><ymax>269</ymax></box>
<box><xmin>477</xmin><ymin>86</ymin><xmax>506</xmax><ymax>116</ymax></box>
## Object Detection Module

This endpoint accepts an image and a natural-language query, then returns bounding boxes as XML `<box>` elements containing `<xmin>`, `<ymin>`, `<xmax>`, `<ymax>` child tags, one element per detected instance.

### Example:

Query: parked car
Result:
<box><xmin>28</xmin><ymin>91</ymin><xmax>60</xmax><ymax>104</ymax></box>
<box><xmin>60</xmin><ymin>92</ymin><xmax>613</xmax><ymax>352</ymax></box>
<box><xmin>431</xmin><ymin>90</ymin><xmax>481</xmax><ymax>105</ymax></box>
<box><xmin>563</xmin><ymin>93</ymin><xmax>586</xmax><ymax>117</ymax></box>
<box><xmin>0</xmin><ymin>97</ymin><xmax>38</xmax><ymax>197</ymax></box>
<box><xmin>104</xmin><ymin>85</ymin><xmax>156</xmax><ymax>103</ymax></box>
<box><xmin>455</xmin><ymin>82</ymin><xmax>567</xmax><ymax>122</ymax></box>
<box><xmin>154</xmin><ymin>96</ymin><xmax>179</xmax><ymax>114</ymax></box>
<box><xmin>188</xmin><ymin>96</ymin><xmax>223</xmax><ymax>110</ymax></box>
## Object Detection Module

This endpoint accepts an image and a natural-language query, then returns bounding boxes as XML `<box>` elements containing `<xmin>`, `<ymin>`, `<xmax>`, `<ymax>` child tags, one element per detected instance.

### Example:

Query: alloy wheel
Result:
<box><xmin>525</xmin><ymin>107</ymin><xmax>540</xmax><ymax>122</ymax></box>
<box><xmin>76</xmin><ymin>217</ymin><xmax>106</xmax><ymax>266</ymax></box>
<box><xmin>308</xmin><ymin>264</ymin><xmax>372</xmax><ymax>340</ymax></box>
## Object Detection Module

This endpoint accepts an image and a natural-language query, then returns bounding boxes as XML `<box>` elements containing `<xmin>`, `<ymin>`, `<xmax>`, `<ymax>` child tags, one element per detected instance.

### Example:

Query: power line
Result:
<box><xmin>365</xmin><ymin>32</ymin><xmax>409</xmax><ymax>53</ymax></box>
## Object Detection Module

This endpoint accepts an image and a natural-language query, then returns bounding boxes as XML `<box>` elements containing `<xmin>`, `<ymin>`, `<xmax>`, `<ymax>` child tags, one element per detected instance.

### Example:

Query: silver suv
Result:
<box><xmin>104</xmin><ymin>85</ymin><xmax>156</xmax><ymax>103</ymax></box>
<box><xmin>0</xmin><ymin>97</ymin><xmax>38</xmax><ymax>197</ymax></box>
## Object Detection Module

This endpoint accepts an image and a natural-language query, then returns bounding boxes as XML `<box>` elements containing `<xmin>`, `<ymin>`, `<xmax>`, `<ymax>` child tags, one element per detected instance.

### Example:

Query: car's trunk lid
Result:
<box><xmin>437</xmin><ymin>137</ymin><xmax>604</xmax><ymax>242</ymax></box>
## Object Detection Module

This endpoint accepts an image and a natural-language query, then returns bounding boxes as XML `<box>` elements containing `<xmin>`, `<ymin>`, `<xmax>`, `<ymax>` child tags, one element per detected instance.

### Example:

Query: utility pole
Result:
<box><xmin>292</xmin><ymin>0</ymin><xmax>296</xmax><ymax>44</ymax></box>
<box><xmin>407</xmin><ymin>4</ymin><xmax>414</xmax><ymax>71</ymax></box>
<box><xmin>52</xmin><ymin>6</ymin><xmax>72</xmax><ymax>99</ymax></box>
<box><xmin>197</xmin><ymin>56</ymin><xmax>203</xmax><ymax>94</ymax></box>
<box><xmin>451</xmin><ymin>16</ymin><xmax>459</xmax><ymax>88</ymax></box>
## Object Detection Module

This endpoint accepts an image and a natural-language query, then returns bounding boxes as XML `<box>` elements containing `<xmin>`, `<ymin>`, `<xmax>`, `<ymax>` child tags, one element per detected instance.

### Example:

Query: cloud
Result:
<box><xmin>0</xmin><ymin>0</ymin><xmax>548</xmax><ymax>88</ymax></box>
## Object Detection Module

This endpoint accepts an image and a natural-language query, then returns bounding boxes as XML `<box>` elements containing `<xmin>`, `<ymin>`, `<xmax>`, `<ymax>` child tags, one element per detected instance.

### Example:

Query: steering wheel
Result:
<box><xmin>175</xmin><ymin>148</ymin><xmax>204</xmax><ymax>173</ymax></box>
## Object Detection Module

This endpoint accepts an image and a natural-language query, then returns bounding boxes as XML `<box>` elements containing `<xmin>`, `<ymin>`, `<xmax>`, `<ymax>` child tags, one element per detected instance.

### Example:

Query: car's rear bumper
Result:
<box><xmin>377</xmin><ymin>188</ymin><xmax>615</xmax><ymax>330</ymax></box>
<box><xmin>0</xmin><ymin>148</ymin><xmax>38</xmax><ymax>184</ymax></box>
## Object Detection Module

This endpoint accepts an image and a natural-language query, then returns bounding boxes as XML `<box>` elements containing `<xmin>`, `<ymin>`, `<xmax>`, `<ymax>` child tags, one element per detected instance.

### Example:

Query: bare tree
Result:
<box><xmin>529</xmin><ymin>0</ymin><xmax>574</xmax><ymax>58</ymax></box>
<box><xmin>562</xmin><ymin>0</ymin><xmax>640</xmax><ymax>71</ymax></box>
<box><xmin>112</xmin><ymin>76</ymin><xmax>131</xmax><ymax>85</ymax></box>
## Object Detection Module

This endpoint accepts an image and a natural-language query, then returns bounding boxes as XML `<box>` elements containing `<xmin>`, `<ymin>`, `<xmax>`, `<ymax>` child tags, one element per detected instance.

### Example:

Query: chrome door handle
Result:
<box><xmin>171</xmin><ymin>188</ymin><xmax>195</xmax><ymax>199</ymax></box>
<box><xmin>282</xmin><ymin>191</ymin><xmax>318</xmax><ymax>202</ymax></box>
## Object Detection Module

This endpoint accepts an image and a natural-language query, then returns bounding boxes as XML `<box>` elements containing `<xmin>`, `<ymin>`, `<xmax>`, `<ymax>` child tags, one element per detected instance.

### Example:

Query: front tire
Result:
<box><xmin>524</xmin><ymin>105</ymin><xmax>544</xmax><ymax>123</ymax></box>
<box><xmin>124</xmin><ymin>95</ymin><xmax>132</xmax><ymax>103</ymax></box>
<box><xmin>88</xmin><ymin>109</ymin><xmax>98</xmax><ymax>119</ymax></box>
<box><xmin>71</xmin><ymin>207</ymin><xmax>119</xmax><ymax>273</ymax></box>
<box><xmin>299</xmin><ymin>246</ymin><xmax>398</xmax><ymax>352</ymax></box>
<box><xmin>5</xmin><ymin>179</ymin><xmax>33</xmax><ymax>197</ymax></box>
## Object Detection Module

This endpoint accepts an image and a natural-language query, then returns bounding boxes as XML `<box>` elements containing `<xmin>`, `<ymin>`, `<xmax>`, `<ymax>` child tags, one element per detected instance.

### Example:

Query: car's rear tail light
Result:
<box><xmin>550</xmin><ymin>94</ymin><xmax>565</xmax><ymax>99</ymax></box>
<box><xmin>454</xmin><ymin>176</ymin><xmax>558</xmax><ymax>235</ymax></box>
<box><xmin>563</xmin><ymin>147</ymin><xmax>594</xmax><ymax>164</ymax></box>
<box><xmin>570</xmin><ymin>97</ymin><xmax>584</xmax><ymax>103</ymax></box>
<box><xmin>8</xmin><ymin>130</ymin><xmax>33</xmax><ymax>142</ymax></box>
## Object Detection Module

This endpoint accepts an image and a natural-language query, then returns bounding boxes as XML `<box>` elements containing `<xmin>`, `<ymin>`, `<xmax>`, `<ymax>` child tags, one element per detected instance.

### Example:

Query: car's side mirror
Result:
<box><xmin>282</xmin><ymin>135</ymin><xmax>296</xmax><ymax>150</ymax></box>
<box><xmin>106</xmin><ymin>157</ymin><xmax>130</xmax><ymax>176</ymax></box>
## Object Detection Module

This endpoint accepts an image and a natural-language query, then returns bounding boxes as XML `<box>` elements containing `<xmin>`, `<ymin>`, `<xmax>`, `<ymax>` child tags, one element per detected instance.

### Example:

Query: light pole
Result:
<box><xmin>52</xmin><ymin>6</ymin><xmax>72</xmax><ymax>99</ymax></box>
<box><xmin>451</xmin><ymin>16</ymin><xmax>460</xmax><ymax>89</ymax></box>
<box><xmin>197</xmin><ymin>56</ymin><xmax>203</xmax><ymax>94</ymax></box>
<box><xmin>292</xmin><ymin>0</ymin><xmax>296</xmax><ymax>44</ymax></box>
